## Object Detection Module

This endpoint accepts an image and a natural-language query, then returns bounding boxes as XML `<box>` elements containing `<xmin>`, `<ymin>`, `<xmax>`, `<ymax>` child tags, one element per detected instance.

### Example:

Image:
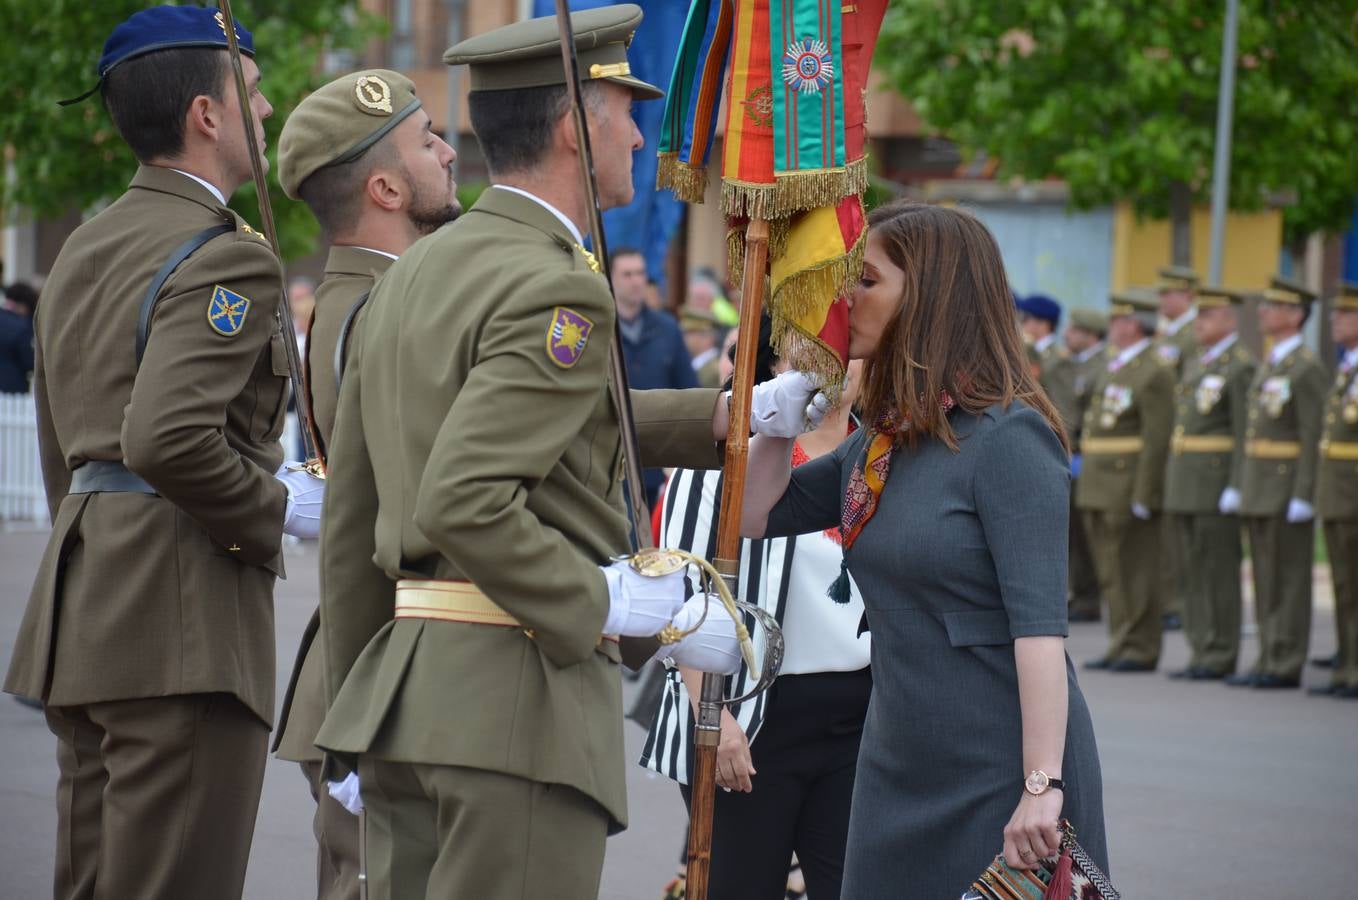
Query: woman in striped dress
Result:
<box><xmin>641</xmin><ymin>316</ymin><xmax>871</xmax><ymax>900</ymax></box>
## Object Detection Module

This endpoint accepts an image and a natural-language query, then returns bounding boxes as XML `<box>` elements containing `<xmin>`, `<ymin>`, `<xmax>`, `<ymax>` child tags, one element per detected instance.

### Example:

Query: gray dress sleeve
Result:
<box><xmin>973</xmin><ymin>406</ymin><xmax>1071</xmax><ymax>638</ymax></box>
<box><xmin>764</xmin><ymin>430</ymin><xmax>863</xmax><ymax>538</ymax></box>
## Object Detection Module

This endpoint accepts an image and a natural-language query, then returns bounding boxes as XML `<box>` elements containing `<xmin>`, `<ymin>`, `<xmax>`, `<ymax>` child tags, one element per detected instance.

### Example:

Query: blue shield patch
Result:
<box><xmin>207</xmin><ymin>285</ymin><xmax>251</xmax><ymax>336</ymax></box>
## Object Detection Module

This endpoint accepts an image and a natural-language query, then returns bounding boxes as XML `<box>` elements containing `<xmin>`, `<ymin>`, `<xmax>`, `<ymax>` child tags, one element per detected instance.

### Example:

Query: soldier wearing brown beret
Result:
<box><xmin>273</xmin><ymin>68</ymin><xmax>460</xmax><ymax>900</ymax></box>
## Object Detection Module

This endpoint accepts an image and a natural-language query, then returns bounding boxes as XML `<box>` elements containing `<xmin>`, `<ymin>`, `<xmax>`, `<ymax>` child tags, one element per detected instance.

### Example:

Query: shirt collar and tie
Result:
<box><xmin>493</xmin><ymin>184</ymin><xmax>585</xmax><ymax>246</ymax></box>
<box><xmin>1340</xmin><ymin>345</ymin><xmax>1358</xmax><ymax>374</ymax></box>
<box><xmin>1109</xmin><ymin>337</ymin><xmax>1151</xmax><ymax>372</ymax></box>
<box><xmin>1200</xmin><ymin>332</ymin><xmax>1237</xmax><ymax>366</ymax></box>
<box><xmin>1074</xmin><ymin>341</ymin><xmax>1105</xmax><ymax>364</ymax></box>
<box><xmin>170</xmin><ymin>168</ymin><xmax>226</xmax><ymax>205</ymax></box>
<box><xmin>1034</xmin><ymin>333</ymin><xmax>1057</xmax><ymax>355</ymax></box>
<box><xmin>1268</xmin><ymin>333</ymin><xmax>1303</xmax><ymax>366</ymax></box>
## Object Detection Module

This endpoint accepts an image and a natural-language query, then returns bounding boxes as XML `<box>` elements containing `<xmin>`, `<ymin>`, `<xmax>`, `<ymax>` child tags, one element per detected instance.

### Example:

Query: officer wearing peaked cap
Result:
<box><xmin>274</xmin><ymin>68</ymin><xmax>459</xmax><ymax>900</ymax></box>
<box><xmin>1163</xmin><ymin>288</ymin><xmax>1256</xmax><ymax>680</ymax></box>
<box><xmin>1313</xmin><ymin>283</ymin><xmax>1358</xmax><ymax>699</ymax></box>
<box><xmin>2</xmin><ymin>6</ymin><xmax>320</xmax><ymax>898</ymax></box>
<box><xmin>1230</xmin><ymin>276</ymin><xmax>1328</xmax><ymax>689</ymax></box>
<box><xmin>312</xmin><ymin>6</ymin><xmax>817</xmax><ymax>898</ymax></box>
<box><xmin>1077</xmin><ymin>289</ymin><xmax>1175</xmax><ymax>672</ymax></box>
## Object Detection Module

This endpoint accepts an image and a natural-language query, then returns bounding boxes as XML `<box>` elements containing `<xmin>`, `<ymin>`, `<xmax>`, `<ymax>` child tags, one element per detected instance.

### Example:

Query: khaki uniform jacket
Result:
<box><xmin>1038</xmin><ymin>341</ymin><xmax>1080</xmax><ymax>436</ymax></box>
<box><xmin>315</xmin><ymin>187</ymin><xmax>722</xmax><ymax>831</ymax></box>
<box><xmin>274</xmin><ymin>247</ymin><xmax>392</xmax><ymax>761</ymax></box>
<box><xmin>1154</xmin><ymin>319</ymin><xmax>1197</xmax><ymax>374</ymax></box>
<box><xmin>1075</xmin><ymin>343</ymin><xmax>1175</xmax><ymax>512</ymax></box>
<box><xmin>1069</xmin><ymin>344</ymin><xmax>1108</xmax><ymax>445</ymax></box>
<box><xmin>1239</xmin><ymin>344</ymin><xmax>1328</xmax><ymax>517</ymax></box>
<box><xmin>3</xmin><ymin>166</ymin><xmax>288</xmax><ymax>724</ymax></box>
<box><xmin>1316</xmin><ymin>363</ymin><xmax>1358</xmax><ymax>521</ymax></box>
<box><xmin>1164</xmin><ymin>340</ymin><xmax>1257</xmax><ymax>514</ymax></box>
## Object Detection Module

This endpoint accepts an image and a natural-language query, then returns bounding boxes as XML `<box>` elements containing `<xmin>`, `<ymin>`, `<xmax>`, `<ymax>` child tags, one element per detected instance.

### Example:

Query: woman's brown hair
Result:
<box><xmin>857</xmin><ymin>200</ymin><xmax>1069</xmax><ymax>451</ymax></box>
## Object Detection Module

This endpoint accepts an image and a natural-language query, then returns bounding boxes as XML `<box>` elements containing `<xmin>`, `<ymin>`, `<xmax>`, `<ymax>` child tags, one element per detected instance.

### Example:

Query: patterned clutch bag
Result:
<box><xmin>960</xmin><ymin>820</ymin><xmax>1119</xmax><ymax>900</ymax></box>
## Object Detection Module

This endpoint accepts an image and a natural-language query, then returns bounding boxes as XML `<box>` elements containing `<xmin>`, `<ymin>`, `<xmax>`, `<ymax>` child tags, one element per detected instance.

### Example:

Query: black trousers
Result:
<box><xmin>681</xmin><ymin>667</ymin><xmax>871</xmax><ymax>900</ymax></box>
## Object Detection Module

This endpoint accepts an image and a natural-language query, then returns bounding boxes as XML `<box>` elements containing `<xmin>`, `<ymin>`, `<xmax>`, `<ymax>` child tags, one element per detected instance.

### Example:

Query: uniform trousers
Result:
<box><xmin>1322</xmin><ymin>520</ymin><xmax>1358</xmax><ymax>689</ymax></box>
<box><xmin>679</xmin><ymin>668</ymin><xmax>871</xmax><ymax>900</ymax></box>
<box><xmin>1083</xmin><ymin>510</ymin><xmax>1163</xmax><ymax>666</ymax></box>
<box><xmin>44</xmin><ymin>692</ymin><xmax>268</xmax><ymax>900</ymax></box>
<box><xmin>1245</xmin><ymin>516</ymin><xmax>1314</xmax><ymax>680</ymax></box>
<box><xmin>1068</xmin><ymin>487</ymin><xmax>1101</xmax><ymax>616</ymax></box>
<box><xmin>358</xmin><ymin>758</ymin><xmax>608</xmax><ymax>900</ymax></box>
<box><xmin>301</xmin><ymin>760</ymin><xmax>362</xmax><ymax>900</ymax></box>
<box><xmin>1160</xmin><ymin>517</ymin><xmax>1182</xmax><ymax>620</ymax></box>
<box><xmin>1168</xmin><ymin>513</ymin><xmax>1244</xmax><ymax>674</ymax></box>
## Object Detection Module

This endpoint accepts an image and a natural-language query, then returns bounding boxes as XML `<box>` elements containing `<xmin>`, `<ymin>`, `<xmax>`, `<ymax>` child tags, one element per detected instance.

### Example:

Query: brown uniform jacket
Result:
<box><xmin>275</xmin><ymin>247</ymin><xmax>392</xmax><ymax>761</ymax></box>
<box><xmin>315</xmin><ymin>187</ymin><xmax>722</xmax><ymax>831</ymax></box>
<box><xmin>1239</xmin><ymin>342</ymin><xmax>1328</xmax><ymax>517</ymax></box>
<box><xmin>1037</xmin><ymin>340</ymin><xmax>1080</xmax><ymax>437</ymax></box>
<box><xmin>1154</xmin><ymin>317</ymin><xmax>1197</xmax><ymax>374</ymax></box>
<box><xmin>1164</xmin><ymin>338</ymin><xmax>1257</xmax><ymax>514</ymax></box>
<box><xmin>3</xmin><ymin>166</ymin><xmax>288</xmax><ymax>724</ymax></box>
<box><xmin>1316</xmin><ymin>361</ymin><xmax>1358</xmax><ymax>521</ymax></box>
<box><xmin>1075</xmin><ymin>341</ymin><xmax>1176</xmax><ymax>512</ymax></box>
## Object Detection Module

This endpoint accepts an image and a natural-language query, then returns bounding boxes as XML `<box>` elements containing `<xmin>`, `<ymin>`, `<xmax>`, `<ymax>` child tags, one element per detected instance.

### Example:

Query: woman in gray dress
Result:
<box><xmin>740</xmin><ymin>201</ymin><xmax>1107</xmax><ymax>898</ymax></box>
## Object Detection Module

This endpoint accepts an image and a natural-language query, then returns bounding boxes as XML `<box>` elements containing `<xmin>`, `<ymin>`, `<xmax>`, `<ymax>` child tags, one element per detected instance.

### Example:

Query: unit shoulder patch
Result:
<box><xmin>208</xmin><ymin>285</ymin><xmax>251</xmax><ymax>336</ymax></box>
<box><xmin>546</xmin><ymin>306</ymin><xmax>594</xmax><ymax>369</ymax></box>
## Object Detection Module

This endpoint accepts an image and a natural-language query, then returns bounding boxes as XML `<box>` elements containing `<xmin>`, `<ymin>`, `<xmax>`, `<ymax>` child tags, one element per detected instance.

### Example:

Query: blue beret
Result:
<box><xmin>98</xmin><ymin>5</ymin><xmax>254</xmax><ymax>77</ymax></box>
<box><xmin>1016</xmin><ymin>293</ymin><xmax>1062</xmax><ymax>326</ymax></box>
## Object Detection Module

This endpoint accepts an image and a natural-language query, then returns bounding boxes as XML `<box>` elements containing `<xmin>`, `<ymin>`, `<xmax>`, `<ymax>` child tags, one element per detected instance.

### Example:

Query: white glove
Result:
<box><xmin>600</xmin><ymin>559</ymin><xmax>688</xmax><ymax>637</ymax></box>
<box><xmin>745</xmin><ymin>371</ymin><xmax>825</xmax><ymax>438</ymax></box>
<box><xmin>1285</xmin><ymin>498</ymin><xmax>1314</xmax><ymax>523</ymax></box>
<box><xmin>276</xmin><ymin>463</ymin><xmax>325</xmax><ymax>539</ymax></box>
<box><xmin>326</xmin><ymin>772</ymin><xmax>363</xmax><ymax>815</ymax></box>
<box><xmin>1218</xmin><ymin>487</ymin><xmax>1242</xmax><ymax>515</ymax></box>
<box><xmin>1131</xmin><ymin>502</ymin><xmax>1151</xmax><ymax>521</ymax></box>
<box><xmin>654</xmin><ymin>593</ymin><xmax>743</xmax><ymax>675</ymax></box>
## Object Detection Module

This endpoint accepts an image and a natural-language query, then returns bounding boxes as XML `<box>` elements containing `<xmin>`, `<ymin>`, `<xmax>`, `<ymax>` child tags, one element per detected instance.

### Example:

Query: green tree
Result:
<box><xmin>877</xmin><ymin>1</ymin><xmax>1358</xmax><ymax>261</ymax></box>
<box><xmin>0</xmin><ymin>0</ymin><xmax>384</xmax><ymax>261</ymax></box>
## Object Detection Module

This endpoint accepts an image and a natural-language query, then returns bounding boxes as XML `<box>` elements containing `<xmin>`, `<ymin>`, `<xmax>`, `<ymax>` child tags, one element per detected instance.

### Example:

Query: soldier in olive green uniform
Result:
<box><xmin>1065</xmin><ymin>309</ymin><xmax>1109</xmax><ymax>620</ymax></box>
<box><xmin>1154</xmin><ymin>266</ymin><xmax>1200</xmax><ymax>629</ymax></box>
<box><xmin>1018</xmin><ymin>294</ymin><xmax>1080</xmax><ymax>433</ymax></box>
<box><xmin>0</xmin><ymin>8</ymin><xmax>322</xmax><ymax>898</ymax></box>
<box><xmin>273</xmin><ymin>69</ymin><xmax>459</xmax><ymax>900</ymax></box>
<box><xmin>1230</xmin><ymin>276</ymin><xmax>1329</xmax><ymax>689</ymax></box>
<box><xmin>1077</xmin><ymin>290</ymin><xmax>1176</xmax><ymax>671</ymax></box>
<box><xmin>313</xmin><ymin>8</ymin><xmax>801</xmax><ymax>898</ymax></box>
<box><xmin>1163</xmin><ymin>288</ymin><xmax>1256</xmax><ymax>679</ymax></box>
<box><xmin>1311</xmin><ymin>283</ymin><xmax>1358</xmax><ymax>699</ymax></box>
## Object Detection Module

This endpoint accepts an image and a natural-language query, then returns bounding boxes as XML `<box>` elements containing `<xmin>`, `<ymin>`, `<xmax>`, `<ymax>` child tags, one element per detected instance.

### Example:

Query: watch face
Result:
<box><xmin>1025</xmin><ymin>770</ymin><xmax>1050</xmax><ymax>795</ymax></box>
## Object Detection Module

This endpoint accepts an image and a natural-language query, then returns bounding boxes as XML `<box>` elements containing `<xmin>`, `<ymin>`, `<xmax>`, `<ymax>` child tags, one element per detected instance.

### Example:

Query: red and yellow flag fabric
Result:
<box><xmin>657</xmin><ymin>0</ymin><xmax>887</xmax><ymax>392</ymax></box>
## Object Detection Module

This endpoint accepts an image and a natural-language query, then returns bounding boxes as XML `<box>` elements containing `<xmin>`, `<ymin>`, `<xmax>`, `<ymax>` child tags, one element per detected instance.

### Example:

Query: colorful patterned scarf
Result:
<box><xmin>830</xmin><ymin>392</ymin><xmax>956</xmax><ymax>602</ymax></box>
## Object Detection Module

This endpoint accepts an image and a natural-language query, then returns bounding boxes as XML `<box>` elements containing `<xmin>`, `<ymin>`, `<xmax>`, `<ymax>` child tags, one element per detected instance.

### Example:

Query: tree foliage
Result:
<box><xmin>0</xmin><ymin>0</ymin><xmax>384</xmax><ymax>260</ymax></box>
<box><xmin>878</xmin><ymin>0</ymin><xmax>1358</xmax><ymax>240</ymax></box>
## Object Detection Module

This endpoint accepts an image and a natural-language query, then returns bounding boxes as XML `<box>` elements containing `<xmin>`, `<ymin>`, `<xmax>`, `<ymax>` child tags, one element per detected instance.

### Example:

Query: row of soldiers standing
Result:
<box><xmin>1021</xmin><ymin>269</ymin><xmax>1358</xmax><ymax>697</ymax></box>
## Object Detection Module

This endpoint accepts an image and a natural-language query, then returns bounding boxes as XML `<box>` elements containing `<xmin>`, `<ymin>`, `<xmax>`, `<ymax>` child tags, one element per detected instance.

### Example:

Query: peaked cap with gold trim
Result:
<box><xmin>1261</xmin><ymin>275</ymin><xmax>1316</xmax><ymax>307</ymax></box>
<box><xmin>442</xmin><ymin>3</ymin><xmax>662</xmax><ymax>100</ymax></box>
<box><xmin>1333</xmin><ymin>281</ymin><xmax>1358</xmax><ymax>312</ymax></box>
<box><xmin>1109</xmin><ymin>287</ymin><xmax>1159</xmax><ymax>317</ymax></box>
<box><xmin>1157</xmin><ymin>265</ymin><xmax>1200</xmax><ymax>291</ymax></box>
<box><xmin>278</xmin><ymin>69</ymin><xmax>423</xmax><ymax>199</ymax></box>
<box><xmin>1195</xmin><ymin>286</ymin><xmax>1243</xmax><ymax>308</ymax></box>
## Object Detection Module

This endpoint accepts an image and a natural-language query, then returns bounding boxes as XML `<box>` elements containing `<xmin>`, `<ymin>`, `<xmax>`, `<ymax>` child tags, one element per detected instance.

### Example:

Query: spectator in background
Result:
<box><xmin>611</xmin><ymin>246</ymin><xmax>699</xmax><ymax>507</ymax></box>
<box><xmin>689</xmin><ymin>270</ymin><xmax>740</xmax><ymax>328</ymax></box>
<box><xmin>0</xmin><ymin>281</ymin><xmax>38</xmax><ymax>394</ymax></box>
<box><xmin>679</xmin><ymin>303</ymin><xmax>722</xmax><ymax>388</ymax></box>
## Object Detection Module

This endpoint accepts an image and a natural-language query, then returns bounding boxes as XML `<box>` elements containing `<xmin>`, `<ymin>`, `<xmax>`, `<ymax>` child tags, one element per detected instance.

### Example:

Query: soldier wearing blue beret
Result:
<box><xmin>4</xmin><ymin>7</ymin><xmax>322</xmax><ymax>898</ymax></box>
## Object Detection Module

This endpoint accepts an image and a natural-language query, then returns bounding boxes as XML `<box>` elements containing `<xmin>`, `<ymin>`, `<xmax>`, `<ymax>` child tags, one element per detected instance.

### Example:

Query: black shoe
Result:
<box><xmin>1307</xmin><ymin>684</ymin><xmax>1342</xmax><ymax>697</ymax></box>
<box><xmin>1337</xmin><ymin>686</ymin><xmax>1358</xmax><ymax>700</ymax></box>
<box><xmin>1192</xmin><ymin>668</ymin><xmax>1229</xmax><ymax>681</ymax></box>
<box><xmin>1251</xmin><ymin>674</ymin><xmax>1300</xmax><ymax>689</ymax></box>
<box><xmin>1109</xmin><ymin>659</ymin><xmax>1156</xmax><ymax>673</ymax></box>
<box><xmin>1168</xmin><ymin>667</ymin><xmax>1197</xmax><ymax>680</ymax></box>
<box><xmin>12</xmin><ymin>695</ymin><xmax>43</xmax><ymax>710</ymax></box>
<box><xmin>1225</xmin><ymin>672</ymin><xmax>1259</xmax><ymax>687</ymax></box>
<box><xmin>1083</xmin><ymin>658</ymin><xmax>1112</xmax><ymax>670</ymax></box>
<box><xmin>1161</xmin><ymin>613</ymin><xmax>1182</xmax><ymax>631</ymax></box>
<box><xmin>1310</xmin><ymin>654</ymin><xmax>1338</xmax><ymax>669</ymax></box>
<box><xmin>1068</xmin><ymin>608</ymin><xmax>1101</xmax><ymax>623</ymax></box>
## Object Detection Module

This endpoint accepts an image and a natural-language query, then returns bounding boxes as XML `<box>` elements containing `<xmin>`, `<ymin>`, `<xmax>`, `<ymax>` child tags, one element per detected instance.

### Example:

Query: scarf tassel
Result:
<box><xmin>827</xmin><ymin>558</ymin><xmax>853</xmax><ymax>604</ymax></box>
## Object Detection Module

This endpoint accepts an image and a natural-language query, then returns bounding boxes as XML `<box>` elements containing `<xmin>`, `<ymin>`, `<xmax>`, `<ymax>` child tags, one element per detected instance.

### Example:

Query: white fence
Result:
<box><xmin>0</xmin><ymin>393</ymin><xmax>301</xmax><ymax>526</ymax></box>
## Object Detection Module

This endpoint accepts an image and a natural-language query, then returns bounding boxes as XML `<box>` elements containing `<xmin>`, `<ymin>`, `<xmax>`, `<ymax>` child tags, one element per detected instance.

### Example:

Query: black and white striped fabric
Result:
<box><xmin>638</xmin><ymin>467</ymin><xmax>799</xmax><ymax>785</ymax></box>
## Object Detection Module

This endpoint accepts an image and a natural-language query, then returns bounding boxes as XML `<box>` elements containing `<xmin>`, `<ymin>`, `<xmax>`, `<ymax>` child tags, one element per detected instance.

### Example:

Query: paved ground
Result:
<box><xmin>2</xmin><ymin>524</ymin><xmax>1355</xmax><ymax>898</ymax></box>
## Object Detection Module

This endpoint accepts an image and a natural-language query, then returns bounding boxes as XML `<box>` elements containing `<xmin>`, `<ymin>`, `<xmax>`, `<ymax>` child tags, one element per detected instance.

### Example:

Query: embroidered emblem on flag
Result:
<box><xmin>782</xmin><ymin>38</ymin><xmax>834</xmax><ymax>95</ymax></box>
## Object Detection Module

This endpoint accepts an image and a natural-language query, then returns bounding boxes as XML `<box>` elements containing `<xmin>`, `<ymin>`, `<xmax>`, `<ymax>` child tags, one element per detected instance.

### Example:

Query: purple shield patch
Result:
<box><xmin>546</xmin><ymin>306</ymin><xmax>595</xmax><ymax>369</ymax></box>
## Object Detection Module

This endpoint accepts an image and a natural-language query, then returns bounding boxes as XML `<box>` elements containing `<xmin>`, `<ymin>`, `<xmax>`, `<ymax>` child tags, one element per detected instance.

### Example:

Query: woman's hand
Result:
<box><xmin>1002</xmin><ymin>790</ymin><xmax>1063</xmax><ymax>869</ymax></box>
<box><xmin>713</xmin><ymin>708</ymin><xmax>756</xmax><ymax>793</ymax></box>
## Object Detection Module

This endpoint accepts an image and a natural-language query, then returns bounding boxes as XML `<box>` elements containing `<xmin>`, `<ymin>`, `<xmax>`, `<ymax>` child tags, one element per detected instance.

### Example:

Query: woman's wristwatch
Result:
<box><xmin>1023</xmin><ymin>770</ymin><xmax>1065</xmax><ymax>796</ymax></box>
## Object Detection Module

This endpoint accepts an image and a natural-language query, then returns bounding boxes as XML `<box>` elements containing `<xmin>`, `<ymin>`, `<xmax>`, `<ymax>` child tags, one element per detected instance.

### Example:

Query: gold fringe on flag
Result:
<box><xmin>725</xmin><ymin>219</ymin><xmax>796</xmax><ymax>290</ymax></box>
<box><xmin>770</xmin><ymin>323</ymin><xmax>847</xmax><ymax>404</ymax></box>
<box><xmin>768</xmin><ymin>228</ymin><xmax>866</xmax><ymax>326</ymax></box>
<box><xmin>656</xmin><ymin>152</ymin><xmax>710</xmax><ymax>205</ymax></box>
